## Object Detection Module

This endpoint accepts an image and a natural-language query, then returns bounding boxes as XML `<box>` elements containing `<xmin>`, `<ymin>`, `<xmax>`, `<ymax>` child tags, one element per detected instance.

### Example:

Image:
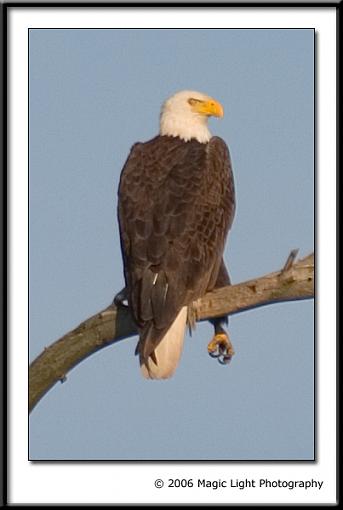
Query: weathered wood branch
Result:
<box><xmin>29</xmin><ymin>251</ymin><xmax>314</xmax><ymax>413</ymax></box>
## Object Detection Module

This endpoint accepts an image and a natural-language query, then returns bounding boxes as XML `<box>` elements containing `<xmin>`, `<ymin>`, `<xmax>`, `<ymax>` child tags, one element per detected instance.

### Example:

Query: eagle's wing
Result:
<box><xmin>118</xmin><ymin>135</ymin><xmax>235</xmax><ymax>360</ymax></box>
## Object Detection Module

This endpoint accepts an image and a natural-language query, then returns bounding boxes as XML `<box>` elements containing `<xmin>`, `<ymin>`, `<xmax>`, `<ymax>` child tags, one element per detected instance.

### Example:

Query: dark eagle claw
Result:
<box><xmin>207</xmin><ymin>332</ymin><xmax>234</xmax><ymax>365</ymax></box>
<box><xmin>218</xmin><ymin>354</ymin><xmax>233</xmax><ymax>365</ymax></box>
<box><xmin>209</xmin><ymin>350</ymin><xmax>221</xmax><ymax>359</ymax></box>
<box><xmin>113</xmin><ymin>287</ymin><xmax>129</xmax><ymax>307</ymax></box>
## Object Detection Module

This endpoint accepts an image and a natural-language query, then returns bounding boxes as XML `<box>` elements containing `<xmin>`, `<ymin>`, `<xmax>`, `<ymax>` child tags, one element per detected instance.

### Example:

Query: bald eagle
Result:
<box><xmin>116</xmin><ymin>90</ymin><xmax>235</xmax><ymax>378</ymax></box>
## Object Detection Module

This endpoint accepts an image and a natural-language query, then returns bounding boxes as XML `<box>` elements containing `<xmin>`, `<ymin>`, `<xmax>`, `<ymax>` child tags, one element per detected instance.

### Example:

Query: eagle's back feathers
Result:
<box><xmin>118</xmin><ymin>135</ymin><xmax>235</xmax><ymax>377</ymax></box>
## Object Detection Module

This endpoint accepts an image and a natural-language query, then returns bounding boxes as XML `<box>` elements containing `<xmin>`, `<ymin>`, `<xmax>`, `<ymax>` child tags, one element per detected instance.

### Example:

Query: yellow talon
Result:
<box><xmin>208</xmin><ymin>332</ymin><xmax>235</xmax><ymax>363</ymax></box>
<box><xmin>208</xmin><ymin>333</ymin><xmax>227</xmax><ymax>352</ymax></box>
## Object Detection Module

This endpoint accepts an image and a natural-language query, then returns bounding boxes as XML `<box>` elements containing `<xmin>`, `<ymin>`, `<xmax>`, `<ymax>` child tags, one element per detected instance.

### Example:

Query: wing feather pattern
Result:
<box><xmin>118</xmin><ymin>135</ymin><xmax>235</xmax><ymax>375</ymax></box>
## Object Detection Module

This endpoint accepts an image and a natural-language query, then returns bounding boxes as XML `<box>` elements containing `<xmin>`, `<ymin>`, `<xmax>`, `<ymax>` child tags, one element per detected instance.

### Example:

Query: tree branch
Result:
<box><xmin>29</xmin><ymin>251</ymin><xmax>314</xmax><ymax>413</ymax></box>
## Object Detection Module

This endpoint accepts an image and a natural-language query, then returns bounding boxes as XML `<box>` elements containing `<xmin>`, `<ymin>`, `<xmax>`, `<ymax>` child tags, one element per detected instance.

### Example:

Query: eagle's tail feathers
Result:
<box><xmin>140</xmin><ymin>306</ymin><xmax>187</xmax><ymax>379</ymax></box>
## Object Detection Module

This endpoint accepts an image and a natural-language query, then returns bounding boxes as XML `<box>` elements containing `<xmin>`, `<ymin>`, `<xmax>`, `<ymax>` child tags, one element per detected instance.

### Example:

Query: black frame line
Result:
<box><xmin>27</xmin><ymin>26</ymin><xmax>316</xmax><ymax>464</ymax></box>
<box><xmin>2</xmin><ymin>1</ymin><xmax>339</xmax><ymax>507</ymax></box>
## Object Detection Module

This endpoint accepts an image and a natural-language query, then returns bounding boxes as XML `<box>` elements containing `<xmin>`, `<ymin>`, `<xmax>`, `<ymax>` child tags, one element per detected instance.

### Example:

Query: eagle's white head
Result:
<box><xmin>159</xmin><ymin>90</ymin><xmax>224</xmax><ymax>144</ymax></box>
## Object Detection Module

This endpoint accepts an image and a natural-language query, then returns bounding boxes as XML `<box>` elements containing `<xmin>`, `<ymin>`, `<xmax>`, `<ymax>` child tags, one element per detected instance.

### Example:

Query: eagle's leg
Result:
<box><xmin>207</xmin><ymin>259</ymin><xmax>234</xmax><ymax>365</ymax></box>
<box><xmin>113</xmin><ymin>287</ymin><xmax>128</xmax><ymax>307</ymax></box>
<box><xmin>208</xmin><ymin>317</ymin><xmax>234</xmax><ymax>364</ymax></box>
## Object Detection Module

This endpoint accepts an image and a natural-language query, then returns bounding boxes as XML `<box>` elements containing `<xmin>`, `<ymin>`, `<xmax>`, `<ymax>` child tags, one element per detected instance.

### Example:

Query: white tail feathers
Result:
<box><xmin>140</xmin><ymin>306</ymin><xmax>188</xmax><ymax>379</ymax></box>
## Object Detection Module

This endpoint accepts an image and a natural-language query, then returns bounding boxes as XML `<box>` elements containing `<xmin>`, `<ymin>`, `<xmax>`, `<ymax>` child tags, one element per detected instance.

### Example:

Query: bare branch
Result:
<box><xmin>29</xmin><ymin>251</ymin><xmax>314</xmax><ymax>413</ymax></box>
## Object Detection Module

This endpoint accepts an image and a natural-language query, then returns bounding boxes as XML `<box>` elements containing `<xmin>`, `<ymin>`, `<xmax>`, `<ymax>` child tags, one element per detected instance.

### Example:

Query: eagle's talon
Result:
<box><xmin>113</xmin><ymin>288</ymin><xmax>129</xmax><ymax>308</ymax></box>
<box><xmin>218</xmin><ymin>343</ymin><xmax>228</xmax><ymax>355</ymax></box>
<box><xmin>209</xmin><ymin>350</ymin><xmax>221</xmax><ymax>358</ymax></box>
<box><xmin>208</xmin><ymin>332</ymin><xmax>234</xmax><ymax>364</ymax></box>
<box><xmin>218</xmin><ymin>354</ymin><xmax>232</xmax><ymax>365</ymax></box>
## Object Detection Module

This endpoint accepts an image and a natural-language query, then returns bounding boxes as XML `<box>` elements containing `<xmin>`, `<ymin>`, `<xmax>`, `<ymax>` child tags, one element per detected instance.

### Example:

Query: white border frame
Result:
<box><xmin>8</xmin><ymin>6</ymin><xmax>337</xmax><ymax>505</ymax></box>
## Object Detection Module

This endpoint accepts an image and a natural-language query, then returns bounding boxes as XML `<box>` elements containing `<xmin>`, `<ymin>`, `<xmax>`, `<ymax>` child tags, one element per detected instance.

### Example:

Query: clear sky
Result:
<box><xmin>29</xmin><ymin>28</ymin><xmax>314</xmax><ymax>461</ymax></box>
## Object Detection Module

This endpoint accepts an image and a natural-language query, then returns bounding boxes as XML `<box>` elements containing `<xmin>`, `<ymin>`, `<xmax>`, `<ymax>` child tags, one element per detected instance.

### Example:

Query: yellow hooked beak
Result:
<box><xmin>188</xmin><ymin>97</ymin><xmax>224</xmax><ymax>118</ymax></box>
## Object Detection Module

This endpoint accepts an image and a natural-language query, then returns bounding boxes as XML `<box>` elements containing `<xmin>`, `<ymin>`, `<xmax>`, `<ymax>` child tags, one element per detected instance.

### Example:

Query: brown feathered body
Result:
<box><xmin>118</xmin><ymin>134</ymin><xmax>235</xmax><ymax>377</ymax></box>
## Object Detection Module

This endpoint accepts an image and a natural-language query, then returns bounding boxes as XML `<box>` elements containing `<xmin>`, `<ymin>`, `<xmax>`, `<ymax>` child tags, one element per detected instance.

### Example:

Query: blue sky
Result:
<box><xmin>29</xmin><ymin>28</ymin><xmax>314</xmax><ymax>460</ymax></box>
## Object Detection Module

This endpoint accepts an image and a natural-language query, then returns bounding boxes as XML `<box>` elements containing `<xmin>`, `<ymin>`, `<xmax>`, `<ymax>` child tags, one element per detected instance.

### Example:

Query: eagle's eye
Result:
<box><xmin>187</xmin><ymin>97</ymin><xmax>202</xmax><ymax>107</ymax></box>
